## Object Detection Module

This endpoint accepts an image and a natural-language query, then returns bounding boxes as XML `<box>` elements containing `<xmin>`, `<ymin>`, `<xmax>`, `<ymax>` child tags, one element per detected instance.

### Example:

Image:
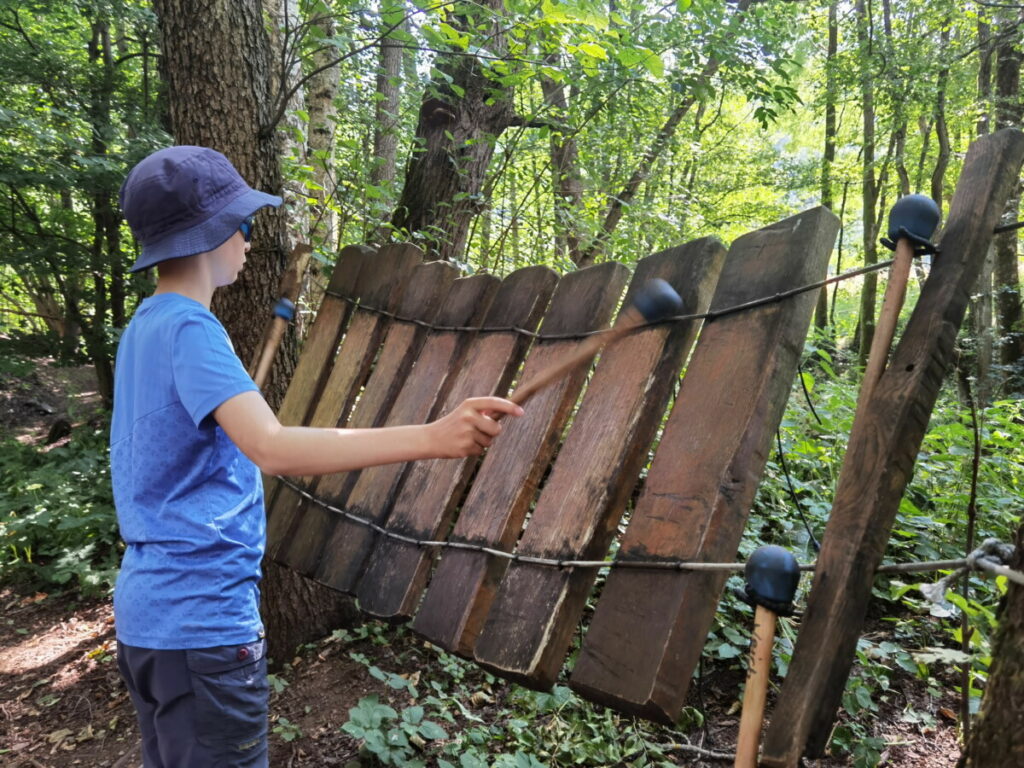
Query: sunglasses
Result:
<box><xmin>239</xmin><ymin>215</ymin><xmax>255</xmax><ymax>242</ymax></box>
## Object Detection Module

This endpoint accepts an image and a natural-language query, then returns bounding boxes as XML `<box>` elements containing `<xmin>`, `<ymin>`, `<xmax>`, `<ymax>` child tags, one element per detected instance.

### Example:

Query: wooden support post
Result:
<box><xmin>761</xmin><ymin>129</ymin><xmax>1024</xmax><ymax>767</ymax></box>
<box><xmin>569</xmin><ymin>207</ymin><xmax>839</xmax><ymax>723</ymax></box>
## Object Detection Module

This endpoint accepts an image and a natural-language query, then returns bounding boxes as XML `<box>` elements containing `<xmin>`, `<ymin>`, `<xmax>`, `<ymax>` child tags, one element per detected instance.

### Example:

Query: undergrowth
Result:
<box><xmin>1</xmin><ymin>327</ymin><xmax>1022</xmax><ymax>767</ymax></box>
<box><xmin>0</xmin><ymin>419</ymin><xmax>119</xmax><ymax>596</ymax></box>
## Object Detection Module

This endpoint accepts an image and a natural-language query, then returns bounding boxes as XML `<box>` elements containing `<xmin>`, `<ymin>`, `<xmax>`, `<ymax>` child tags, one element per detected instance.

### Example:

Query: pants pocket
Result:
<box><xmin>185</xmin><ymin>640</ymin><xmax>268</xmax><ymax>759</ymax></box>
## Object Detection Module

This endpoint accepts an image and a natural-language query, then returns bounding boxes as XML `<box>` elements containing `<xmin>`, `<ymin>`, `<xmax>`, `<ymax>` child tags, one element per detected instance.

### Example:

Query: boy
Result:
<box><xmin>112</xmin><ymin>145</ymin><xmax>521</xmax><ymax>767</ymax></box>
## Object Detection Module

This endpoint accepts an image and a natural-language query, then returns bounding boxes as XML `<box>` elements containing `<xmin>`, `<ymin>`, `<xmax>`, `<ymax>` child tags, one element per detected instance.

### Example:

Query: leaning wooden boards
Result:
<box><xmin>761</xmin><ymin>128</ymin><xmax>1024</xmax><ymax>767</ymax></box>
<box><xmin>570</xmin><ymin>207</ymin><xmax>839</xmax><ymax>722</ymax></box>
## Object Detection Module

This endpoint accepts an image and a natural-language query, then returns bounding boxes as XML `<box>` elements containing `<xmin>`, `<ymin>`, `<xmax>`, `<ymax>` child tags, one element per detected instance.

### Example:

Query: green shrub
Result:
<box><xmin>0</xmin><ymin>422</ymin><xmax>119</xmax><ymax>596</ymax></box>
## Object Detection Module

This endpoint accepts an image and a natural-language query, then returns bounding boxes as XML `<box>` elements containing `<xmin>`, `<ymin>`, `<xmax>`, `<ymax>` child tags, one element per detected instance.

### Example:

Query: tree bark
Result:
<box><xmin>371</xmin><ymin>7</ymin><xmax>402</xmax><ymax>190</ymax></box>
<box><xmin>152</xmin><ymin>0</ymin><xmax>357</xmax><ymax>663</ymax></box>
<box><xmin>994</xmin><ymin>12</ymin><xmax>1024</xmax><ymax>384</ymax></box>
<box><xmin>540</xmin><ymin>55</ymin><xmax>584</xmax><ymax>264</ymax></box>
<box><xmin>929</xmin><ymin>22</ymin><xmax>951</xmax><ymax>210</ymax></box>
<box><xmin>959</xmin><ymin>525</ymin><xmax>1024</xmax><ymax>767</ymax></box>
<box><xmin>389</xmin><ymin>0</ymin><xmax>514</xmax><ymax>262</ymax></box>
<box><xmin>969</xmin><ymin>19</ymin><xmax>996</xmax><ymax>404</ymax></box>
<box><xmin>856</xmin><ymin>0</ymin><xmax>879</xmax><ymax>368</ymax></box>
<box><xmin>815</xmin><ymin>0</ymin><xmax>839</xmax><ymax>332</ymax></box>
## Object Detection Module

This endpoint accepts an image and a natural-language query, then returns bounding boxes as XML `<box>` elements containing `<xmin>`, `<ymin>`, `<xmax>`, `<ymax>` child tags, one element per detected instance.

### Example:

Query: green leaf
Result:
<box><xmin>418</xmin><ymin>720</ymin><xmax>447</xmax><ymax>740</ymax></box>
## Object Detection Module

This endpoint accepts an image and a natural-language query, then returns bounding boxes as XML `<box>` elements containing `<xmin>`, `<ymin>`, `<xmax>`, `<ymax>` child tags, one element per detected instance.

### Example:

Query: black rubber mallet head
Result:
<box><xmin>880</xmin><ymin>193</ymin><xmax>941</xmax><ymax>255</ymax></box>
<box><xmin>508</xmin><ymin>278</ymin><xmax>683</xmax><ymax>407</ymax></box>
<box><xmin>735</xmin><ymin>545</ymin><xmax>802</xmax><ymax>768</ymax></box>
<box><xmin>744</xmin><ymin>544</ymin><xmax>801</xmax><ymax>616</ymax></box>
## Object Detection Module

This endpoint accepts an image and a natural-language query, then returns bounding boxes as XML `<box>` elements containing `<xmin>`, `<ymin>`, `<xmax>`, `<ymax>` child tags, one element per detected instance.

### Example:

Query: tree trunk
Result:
<box><xmin>540</xmin><ymin>55</ymin><xmax>584</xmax><ymax>264</ymax></box>
<box><xmin>969</xmin><ymin>19</ymin><xmax>996</xmax><ymax>404</ymax></box>
<box><xmin>929</xmin><ymin>22</ymin><xmax>951</xmax><ymax>210</ymax></box>
<box><xmin>153</xmin><ymin>0</ymin><xmax>356</xmax><ymax>663</ymax></box>
<box><xmin>959</xmin><ymin>524</ymin><xmax>1024</xmax><ymax>767</ymax></box>
<box><xmin>994</xmin><ymin>13</ymin><xmax>1024</xmax><ymax>385</ymax></box>
<box><xmin>815</xmin><ymin>0</ymin><xmax>838</xmax><ymax>332</ymax></box>
<box><xmin>301</xmin><ymin>5</ymin><xmax>341</xmax><ymax>317</ymax></box>
<box><xmin>389</xmin><ymin>0</ymin><xmax>514</xmax><ymax>261</ymax></box>
<box><xmin>856</xmin><ymin>0</ymin><xmax>878</xmax><ymax>368</ymax></box>
<box><xmin>371</xmin><ymin>7</ymin><xmax>402</xmax><ymax>190</ymax></box>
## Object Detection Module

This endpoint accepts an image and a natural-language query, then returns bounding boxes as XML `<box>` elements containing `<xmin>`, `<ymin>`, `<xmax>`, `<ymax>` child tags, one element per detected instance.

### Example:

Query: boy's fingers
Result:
<box><xmin>464</xmin><ymin>396</ymin><xmax>524</xmax><ymax>418</ymax></box>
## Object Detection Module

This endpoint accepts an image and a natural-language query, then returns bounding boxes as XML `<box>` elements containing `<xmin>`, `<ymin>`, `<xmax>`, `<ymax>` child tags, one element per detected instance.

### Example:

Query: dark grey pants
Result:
<box><xmin>117</xmin><ymin>639</ymin><xmax>269</xmax><ymax>768</ymax></box>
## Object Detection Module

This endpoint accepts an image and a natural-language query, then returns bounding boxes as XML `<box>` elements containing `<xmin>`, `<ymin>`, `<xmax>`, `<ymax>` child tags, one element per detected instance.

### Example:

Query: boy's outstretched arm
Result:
<box><xmin>213</xmin><ymin>391</ymin><xmax>523</xmax><ymax>477</ymax></box>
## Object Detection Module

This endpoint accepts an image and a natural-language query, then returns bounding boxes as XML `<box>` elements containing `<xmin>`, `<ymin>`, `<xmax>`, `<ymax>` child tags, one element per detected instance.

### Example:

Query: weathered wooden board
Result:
<box><xmin>313</xmin><ymin>271</ymin><xmax>505</xmax><ymax>590</ymax></box>
<box><xmin>470</xmin><ymin>238</ymin><xmax>726</xmax><ymax>686</ymax></box>
<box><xmin>569</xmin><ymin>207</ymin><xmax>840</xmax><ymax>723</ymax></box>
<box><xmin>358</xmin><ymin>263</ymin><xmax>618</xmax><ymax>620</ymax></box>
<box><xmin>299</xmin><ymin>270</ymin><xmax>495</xmax><ymax>581</ymax></box>
<box><xmin>761</xmin><ymin>130</ymin><xmax>1024</xmax><ymax>767</ymax></box>
<box><xmin>334</xmin><ymin>265</ymin><xmax>560</xmax><ymax>602</ymax></box>
<box><xmin>276</xmin><ymin>260</ymin><xmax>459</xmax><ymax>574</ymax></box>
<box><xmin>264</xmin><ymin>245</ymin><xmax>370</xmax><ymax>553</ymax></box>
<box><xmin>266</xmin><ymin>244</ymin><xmax>421</xmax><ymax>563</ymax></box>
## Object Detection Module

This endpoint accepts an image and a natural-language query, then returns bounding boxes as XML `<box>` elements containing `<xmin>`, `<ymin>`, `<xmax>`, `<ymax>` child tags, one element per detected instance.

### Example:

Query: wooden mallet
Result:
<box><xmin>507</xmin><ymin>278</ymin><xmax>683</xmax><ymax>407</ymax></box>
<box><xmin>735</xmin><ymin>545</ymin><xmax>801</xmax><ymax>768</ymax></box>
<box><xmin>858</xmin><ymin>194</ymin><xmax>940</xmax><ymax>407</ymax></box>
<box><xmin>250</xmin><ymin>242</ymin><xmax>313</xmax><ymax>390</ymax></box>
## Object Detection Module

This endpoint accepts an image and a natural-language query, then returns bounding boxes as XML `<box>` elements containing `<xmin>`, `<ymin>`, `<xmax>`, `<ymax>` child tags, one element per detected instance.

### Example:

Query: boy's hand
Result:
<box><xmin>428</xmin><ymin>397</ymin><xmax>524</xmax><ymax>458</ymax></box>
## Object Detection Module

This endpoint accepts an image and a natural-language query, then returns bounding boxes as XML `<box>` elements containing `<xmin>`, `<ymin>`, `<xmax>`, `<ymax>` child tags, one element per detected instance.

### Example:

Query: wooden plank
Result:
<box><xmin>266</xmin><ymin>244</ymin><xmax>421</xmax><ymax>563</ymax></box>
<box><xmin>761</xmin><ymin>129</ymin><xmax>1024</xmax><ymax>768</ymax></box>
<box><xmin>358</xmin><ymin>263</ymin><xmax>617</xmax><ymax>620</ymax></box>
<box><xmin>275</xmin><ymin>260</ymin><xmax>459</xmax><ymax>574</ymax></box>
<box><xmin>264</xmin><ymin>245</ymin><xmax>370</xmax><ymax>549</ymax></box>
<box><xmin>313</xmin><ymin>271</ymin><xmax>504</xmax><ymax>590</ymax></box>
<box><xmin>569</xmin><ymin>207</ymin><xmax>840</xmax><ymax>723</ymax></box>
<box><xmin>470</xmin><ymin>238</ymin><xmax>726</xmax><ymax>686</ymax></box>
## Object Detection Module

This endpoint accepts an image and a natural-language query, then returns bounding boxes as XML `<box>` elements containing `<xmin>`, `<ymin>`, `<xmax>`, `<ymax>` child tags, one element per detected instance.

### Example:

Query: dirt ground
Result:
<box><xmin>0</xmin><ymin>358</ymin><xmax>966</xmax><ymax>767</ymax></box>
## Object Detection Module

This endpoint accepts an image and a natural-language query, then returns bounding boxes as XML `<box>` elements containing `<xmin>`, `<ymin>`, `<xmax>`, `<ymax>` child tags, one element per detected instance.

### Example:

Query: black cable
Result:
<box><xmin>775</xmin><ymin>429</ymin><xmax>822</xmax><ymax>553</ymax></box>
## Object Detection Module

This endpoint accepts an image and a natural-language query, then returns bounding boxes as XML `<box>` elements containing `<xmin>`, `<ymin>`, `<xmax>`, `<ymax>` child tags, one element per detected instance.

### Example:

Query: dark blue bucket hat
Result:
<box><xmin>120</xmin><ymin>145</ymin><xmax>282</xmax><ymax>272</ymax></box>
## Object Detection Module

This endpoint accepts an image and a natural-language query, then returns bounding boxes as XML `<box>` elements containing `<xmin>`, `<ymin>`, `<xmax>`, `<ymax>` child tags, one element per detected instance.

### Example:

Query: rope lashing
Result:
<box><xmin>325</xmin><ymin>259</ymin><xmax>896</xmax><ymax>342</ymax></box>
<box><xmin>275</xmin><ymin>478</ymin><xmax>1021</xmax><ymax>582</ymax></box>
<box><xmin>920</xmin><ymin>538</ymin><xmax>1023</xmax><ymax>614</ymax></box>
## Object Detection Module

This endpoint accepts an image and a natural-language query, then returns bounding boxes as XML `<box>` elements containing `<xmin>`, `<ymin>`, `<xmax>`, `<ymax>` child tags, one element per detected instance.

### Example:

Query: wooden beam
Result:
<box><xmin>276</xmin><ymin>259</ymin><xmax>458</xmax><ymax>573</ymax></box>
<box><xmin>352</xmin><ymin>263</ymin><xmax>599</xmax><ymax>614</ymax></box>
<box><xmin>264</xmin><ymin>245</ymin><xmax>371</xmax><ymax>556</ymax></box>
<box><xmin>464</xmin><ymin>239</ymin><xmax>724</xmax><ymax>685</ymax></box>
<box><xmin>317</xmin><ymin>268</ymin><xmax>561</xmax><ymax>593</ymax></box>
<box><xmin>569</xmin><ymin>207</ymin><xmax>839</xmax><ymax>723</ymax></box>
<box><xmin>761</xmin><ymin>128</ymin><xmax>1024</xmax><ymax>767</ymax></box>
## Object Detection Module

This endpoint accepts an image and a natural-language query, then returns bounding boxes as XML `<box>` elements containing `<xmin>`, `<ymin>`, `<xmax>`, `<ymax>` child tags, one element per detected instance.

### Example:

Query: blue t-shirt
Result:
<box><xmin>110</xmin><ymin>293</ymin><xmax>264</xmax><ymax>649</ymax></box>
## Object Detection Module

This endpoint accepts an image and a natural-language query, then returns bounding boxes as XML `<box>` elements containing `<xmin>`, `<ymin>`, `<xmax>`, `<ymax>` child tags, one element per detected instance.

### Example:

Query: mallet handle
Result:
<box><xmin>507</xmin><ymin>306</ymin><xmax>645</xmax><ymax>407</ymax></box>
<box><xmin>735</xmin><ymin>605</ymin><xmax>777</xmax><ymax>768</ymax></box>
<box><xmin>858</xmin><ymin>238</ymin><xmax>914</xmax><ymax>408</ymax></box>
